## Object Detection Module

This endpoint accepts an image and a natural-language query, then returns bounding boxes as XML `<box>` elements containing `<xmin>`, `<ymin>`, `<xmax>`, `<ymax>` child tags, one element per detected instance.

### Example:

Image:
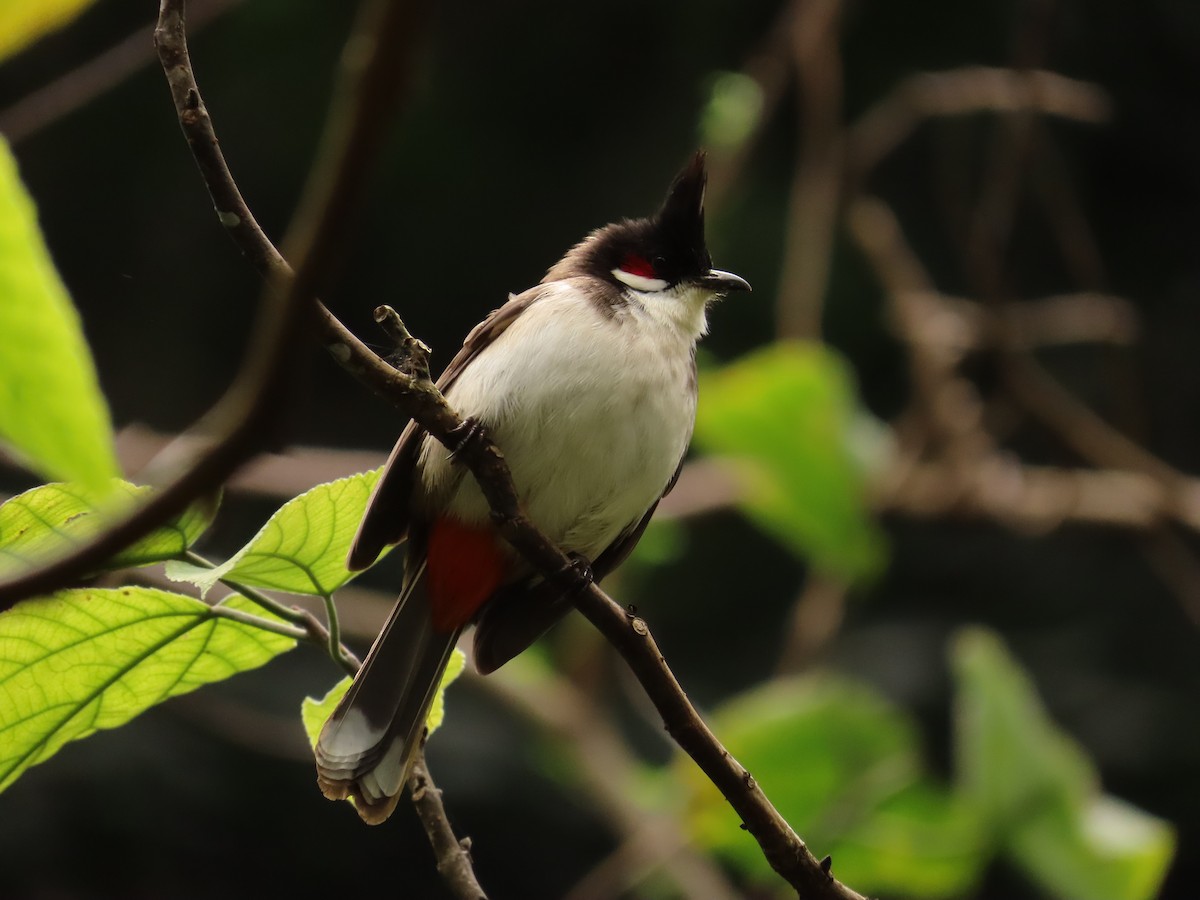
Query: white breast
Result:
<box><xmin>418</xmin><ymin>279</ymin><xmax>705</xmax><ymax>560</ymax></box>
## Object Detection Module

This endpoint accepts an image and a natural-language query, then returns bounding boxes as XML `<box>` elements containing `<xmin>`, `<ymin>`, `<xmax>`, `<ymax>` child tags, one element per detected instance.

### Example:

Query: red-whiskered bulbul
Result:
<box><xmin>315</xmin><ymin>151</ymin><xmax>750</xmax><ymax>823</ymax></box>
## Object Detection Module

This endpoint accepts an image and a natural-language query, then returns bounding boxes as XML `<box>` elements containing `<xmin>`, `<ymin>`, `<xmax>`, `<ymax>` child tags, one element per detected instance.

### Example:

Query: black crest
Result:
<box><xmin>543</xmin><ymin>151</ymin><xmax>713</xmax><ymax>287</ymax></box>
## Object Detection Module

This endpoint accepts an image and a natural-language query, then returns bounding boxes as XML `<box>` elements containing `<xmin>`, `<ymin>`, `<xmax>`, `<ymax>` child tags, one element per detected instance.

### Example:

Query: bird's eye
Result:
<box><xmin>612</xmin><ymin>252</ymin><xmax>670</xmax><ymax>293</ymax></box>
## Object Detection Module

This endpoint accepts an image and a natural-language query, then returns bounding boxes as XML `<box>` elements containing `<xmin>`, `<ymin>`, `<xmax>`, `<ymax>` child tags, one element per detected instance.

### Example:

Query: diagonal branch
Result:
<box><xmin>146</xmin><ymin>4</ymin><xmax>864</xmax><ymax>896</ymax></box>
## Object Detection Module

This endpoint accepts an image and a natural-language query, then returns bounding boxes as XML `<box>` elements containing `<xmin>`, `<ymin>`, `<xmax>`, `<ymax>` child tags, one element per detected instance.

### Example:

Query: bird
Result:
<box><xmin>314</xmin><ymin>151</ymin><xmax>750</xmax><ymax>823</ymax></box>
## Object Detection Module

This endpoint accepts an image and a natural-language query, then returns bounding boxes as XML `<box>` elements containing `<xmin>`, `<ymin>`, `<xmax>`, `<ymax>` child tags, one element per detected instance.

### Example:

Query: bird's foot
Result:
<box><xmin>555</xmin><ymin>551</ymin><xmax>595</xmax><ymax>595</ymax></box>
<box><xmin>446</xmin><ymin>416</ymin><xmax>488</xmax><ymax>460</ymax></box>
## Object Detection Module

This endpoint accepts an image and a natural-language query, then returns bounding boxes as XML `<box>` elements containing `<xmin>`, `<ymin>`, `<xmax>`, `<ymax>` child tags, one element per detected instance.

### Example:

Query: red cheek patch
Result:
<box><xmin>619</xmin><ymin>253</ymin><xmax>657</xmax><ymax>279</ymax></box>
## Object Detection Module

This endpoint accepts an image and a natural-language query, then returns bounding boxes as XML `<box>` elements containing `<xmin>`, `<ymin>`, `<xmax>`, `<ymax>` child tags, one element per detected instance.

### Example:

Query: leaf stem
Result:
<box><xmin>183</xmin><ymin>551</ymin><xmax>360</xmax><ymax>675</ymax></box>
<box><xmin>321</xmin><ymin>592</ymin><xmax>356</xmax><ymax>674</ymax></box>
<box><xmin>208</xmin><ymin>603</ymin><xmax>308</xmax><ymax>641</ymax></box>
<box><xmin>184</xmin><ymin>550</ymin><xmax>307</xmax><ymax>623</ymax></box>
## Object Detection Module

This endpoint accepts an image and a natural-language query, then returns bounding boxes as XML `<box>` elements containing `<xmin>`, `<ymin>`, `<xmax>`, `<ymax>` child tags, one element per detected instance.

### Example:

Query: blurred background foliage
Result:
<box><xmin>1</xmin><ymin>0</ymin><xmax>1198</xmax><ymax>897</ymax></box>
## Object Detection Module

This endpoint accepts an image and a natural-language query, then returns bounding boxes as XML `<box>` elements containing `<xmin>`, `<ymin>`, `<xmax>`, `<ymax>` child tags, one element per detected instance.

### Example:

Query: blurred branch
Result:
<box><xmin>776</xmin><ymin>575</ymin><xmax>849</xmax><ymax>674</ymax></box>
<box><xmin>847</xmin><ymin>67</ymin><xmax>1110</xmax><ymax>182</ymax></box>
<box><xmin>477</xmin><ymin>667</ymin><xmax>743</xmax><ymax>900</ymax></box>
<box><xmin>705</xmin><ymin>2</ymin><xmax>797</xmax><ymax>209</ymax></box>
<box><xmin>113</xmin><ymin>423</ymin><xmax>386</xmax><ymax>497</ymax></box>
<box><xmin>776</xmin><ymin>0</ymin><xmax>845</xmax><ymax>339</ymax></box>
<box><xmin>847</xmin><ymin>196</ymin><xmax>991</xmax><ymax>466</ymax></box>
<box><xmin>0</xmin><ymin>0</ymin><xmax>240</xmax><ymax>143</ymax></box>
<box><xmin>875</xmin><ymin>457</ymin><xmax>1200</xmax><ymax>532</ymax></box>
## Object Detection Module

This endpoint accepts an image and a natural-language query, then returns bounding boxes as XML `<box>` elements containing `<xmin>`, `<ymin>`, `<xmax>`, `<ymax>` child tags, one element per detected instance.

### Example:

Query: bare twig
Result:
<box><xmin>151</xmin><ymin>0</ymin><xmax>433</xmax><ymax>411</ymax></box>
<box><xmin>572</xmin><ymin>592</ymin><xmax>865</xmax><ymax>899</ymax></box>
<box><xmin>408</xmin><ymin>757</ymin><xmax>490</xmax><ymax>900</ymax></box>
<box><xmin>156</xmin><ymin>5</ymin><xmax>488</xmax><ymax>898</ymax></box>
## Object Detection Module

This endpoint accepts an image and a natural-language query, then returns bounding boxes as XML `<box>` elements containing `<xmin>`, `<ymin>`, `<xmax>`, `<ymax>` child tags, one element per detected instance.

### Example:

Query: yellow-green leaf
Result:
<box><xmin>0</xmin><ymin>137</ymin><xmax>118</xmax><ymax>488</ymax></box>
<box><xmin>695</xmin><ymin>342</ymin><xmax>886</xmax><ymax>581</ymax></box>
<box><xmin>166</xmin><ymin>469</ymin><xmax>383</xmax><ymax>597</ymax></box>
<box><xmin>0</xmin><ymin>0</ymin><xmax>96</xmax><ymax>63</ymax></box>
<box><xmin>0</xmin><ymin>480</ymin><xmax>217</xmax><ymax>577</ymax></box>
<box><xmin>953</xmin><ymin>628</ymin><xmax>1175</xmax><ymax>900</ymax></box>
<box><xmin>0</xmin><ymin>587</ymin><xmax>295</xmax><ymax>793</ymax></box>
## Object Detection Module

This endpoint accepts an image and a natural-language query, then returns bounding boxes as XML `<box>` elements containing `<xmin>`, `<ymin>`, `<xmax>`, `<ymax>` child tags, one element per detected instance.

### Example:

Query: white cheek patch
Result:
<box><xmin>612</xmin><ymin>267</ymin><xmax>669</xmax><ymax>293</ymax></box>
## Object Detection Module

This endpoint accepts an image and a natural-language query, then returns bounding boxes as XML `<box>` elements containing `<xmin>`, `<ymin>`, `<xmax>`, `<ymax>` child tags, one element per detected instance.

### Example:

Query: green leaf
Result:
<box><xmin>166</xmin><ymin>469</ymin><xmax>383</xmax><ymax>597</ymax></box>
<box><xmin>681</xmin><ymin>676</ymin><xmax>985</xmax><ymax>897</ymax></box>
<box><xmin>0</xmin><ymin>480</ymin><xmax>217</xmax><ymax>577</ymax></box>
<box><xmin>695</xmin><ymin>342</ymin><xmax>886</xmax><ymax>582</ymax></box>
<box><xmin>0</xmin><ymin>0</ymin><xmax>96</xmax><ymax>62</ymax></box>
<box><xmin>953</xmin><ymin>628</ymin><xmax>1175</xmax><ymax>900</ymax></box>
<box><xmin>0</xmin><ymin>587</ymin><xmax>295</xmax><ymax>793</ymax></box>
<box><xmin>0</xmin><ymin>137</ymin><xmax>118</xmax><ymax>489</ymax></box>
<box><xmin>301</xmin><ymin>649</ymin><xmax>467</xmax><ymax>747</ymax></box>
<box><xmin>700</xmin><ymin>71</ymin><xmax>765</xmax><ymax>150</ymax></box>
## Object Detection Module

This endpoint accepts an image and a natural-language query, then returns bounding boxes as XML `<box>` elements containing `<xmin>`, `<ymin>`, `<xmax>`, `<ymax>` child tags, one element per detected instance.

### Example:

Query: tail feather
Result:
<box><xmin>315</xmin><ymin>563</ymin><xmax>460</xmax><ymax>824</ymax></box>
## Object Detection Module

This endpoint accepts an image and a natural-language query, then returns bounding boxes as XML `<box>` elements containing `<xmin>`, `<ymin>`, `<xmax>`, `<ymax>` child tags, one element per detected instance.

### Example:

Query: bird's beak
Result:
<box><xmin>698</xmin><ymin>269</ymin><xmax>752</xmax><ymax>293</ymax></box>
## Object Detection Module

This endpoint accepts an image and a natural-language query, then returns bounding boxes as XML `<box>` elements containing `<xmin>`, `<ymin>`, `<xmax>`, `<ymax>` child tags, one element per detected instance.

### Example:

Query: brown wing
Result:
<box><xmin>346</xmin><ymin>287</ymin><xmax>547</xmax><ymax>571</ymax></box>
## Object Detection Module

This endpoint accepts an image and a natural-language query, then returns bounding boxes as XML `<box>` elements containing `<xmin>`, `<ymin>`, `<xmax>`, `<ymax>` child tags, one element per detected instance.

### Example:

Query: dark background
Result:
<box><xmin>1</xmin><ymin>0</ymin><xmax>1198</xmax><ymax>897</ymax></box>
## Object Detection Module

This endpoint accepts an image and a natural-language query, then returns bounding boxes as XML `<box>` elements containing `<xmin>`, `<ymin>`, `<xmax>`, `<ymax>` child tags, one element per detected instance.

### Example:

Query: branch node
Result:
<box><xmin>375</xmin><ymin>304</ymin><xmax>432</xmax><ymax>379</ymax></box>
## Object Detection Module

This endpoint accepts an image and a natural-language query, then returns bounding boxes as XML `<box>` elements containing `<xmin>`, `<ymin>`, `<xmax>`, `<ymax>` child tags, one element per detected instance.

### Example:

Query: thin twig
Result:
<box><xmin>408</xmin><ymin>757</ymin><xmax>490</xmax><ymax>900</ymax></box>
<box><xmin>154</xmin><ymin>3</ymin><xmax>486</xmax><ymax>896</ymax></box>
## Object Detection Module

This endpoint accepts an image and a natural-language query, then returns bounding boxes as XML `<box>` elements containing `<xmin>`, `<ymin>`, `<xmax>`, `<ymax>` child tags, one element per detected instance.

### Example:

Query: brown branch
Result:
<box><xmin>156</xmin><ymin>5</ymin><xmax>489</xmax><ymax>898</ymax></box>
<box><xmin>152</xmin><ymin>0</ymin><xmax>432</xmax><ymax>411</ymax></box>
<box><xmin>568</xmin><ymin>590</ymin><xmax>864</xmax><ymax>898</ymax></box>
<box><xmin>408</xmin><ymin>757</ymin><xmax>489</xmax><ymax>900</ymax></box>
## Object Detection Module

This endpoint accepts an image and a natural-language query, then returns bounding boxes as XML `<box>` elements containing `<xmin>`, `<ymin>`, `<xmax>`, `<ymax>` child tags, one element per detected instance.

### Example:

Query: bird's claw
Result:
<box><xmin>556</xmin><ymin>551</ymin><xmax>595</xmax><ymax>595</ymax></box>
<box><xmin>447</xmin><ymin>416</ymin><xmax>487</xmax><ymax>460</ymax></box>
